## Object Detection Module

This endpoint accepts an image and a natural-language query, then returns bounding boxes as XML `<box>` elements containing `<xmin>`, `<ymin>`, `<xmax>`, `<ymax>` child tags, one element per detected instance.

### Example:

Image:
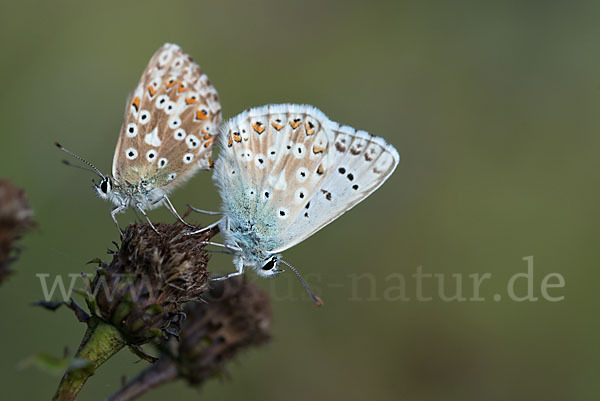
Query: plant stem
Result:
<box><xmin>53</xmin><ymin>317</ymin><xmax>127</xmax><ymax>401</ymax></box>
<box><xmin>105</xmin><ymin>358</ymin><xmax>178</xmax><ymax>401</ymax></box>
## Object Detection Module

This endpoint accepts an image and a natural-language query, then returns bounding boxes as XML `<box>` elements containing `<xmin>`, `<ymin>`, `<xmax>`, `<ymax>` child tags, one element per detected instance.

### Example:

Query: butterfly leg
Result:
<box><xmin>132</xmin><ymin>207</ymin><xmax>144</xmax><ymax>223</ymax></box>
<box><xmin>187</xmin><ymin>205</ymin><xmax>223</xmax><ymax>215</ymax></box>
<box><xmin>162</xmin><ymin>195</ymin><xmax>194</xmax><ymax>228</ymax></box>
<box><xmin>196</xmin><ymin>240</ymin><xmax>240</xmax><ymax>252</ymax></box>
<box><xmin>135</xmin><ymin>204</ymin><xmax>161</xmax><ymax>235</ymax></box>
<box><xmin>184</xmin><ymin>218</ymin><xmax>223</xmax><ymax>236</ymax></box>
<box><xmin>110</xmin><ymin>205</ymin><xmax>126</xmax><ymax>235</ymax></box>
<box><xmin>212</xmin><ymin>258</ymin><xmax>245</xmax><ymax>281</ymax></box>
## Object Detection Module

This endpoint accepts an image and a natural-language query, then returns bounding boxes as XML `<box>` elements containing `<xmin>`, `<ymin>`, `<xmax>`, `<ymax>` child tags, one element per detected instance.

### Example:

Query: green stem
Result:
<box><xmin>52</xmin><ymin>317</ymin><xmax>126</xmax><ymax>401</ymax></box>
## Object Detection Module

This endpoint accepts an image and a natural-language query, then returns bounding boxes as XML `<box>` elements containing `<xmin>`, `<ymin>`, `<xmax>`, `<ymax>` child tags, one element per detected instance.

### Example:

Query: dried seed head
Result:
<box><xmin>0</xmin><ymin>179</ymin><xmax>35</xmax><ymax>284</ymax></box>
<box><xmin>174</xmin><ymin>277</ymin><xmax>272</xmax><ymax>385</ymax></box>
<box><xmin>91</xmin><ymin>223</ymin><xmax>213</xmax><ymax>344</ymax></box>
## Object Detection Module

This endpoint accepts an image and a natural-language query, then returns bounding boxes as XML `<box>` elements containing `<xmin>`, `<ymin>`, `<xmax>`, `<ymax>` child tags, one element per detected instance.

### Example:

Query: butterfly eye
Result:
<box><xmin>100</xmin><ymin>179</ymin><xmax>109</xmax><ymax>194</ymax></box>
<box><xmin>262</xmin><ymin>258</ymin><xmax>277</xmax><ymax>271</ymax></box>
<box><xmin>126</xmin><ymin>123</ymin><xmax>138</xmax><ymax>138</ymax></box>
<box><xmin>173</xmin><ymin>129</ymin><xmax>186</xmax><ymax>141</ymax></box>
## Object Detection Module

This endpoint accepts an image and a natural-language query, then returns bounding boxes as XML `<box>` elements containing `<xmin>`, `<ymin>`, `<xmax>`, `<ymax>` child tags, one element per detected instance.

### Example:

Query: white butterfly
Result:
<box><xmin>56</xmin><ymin>43</ymin><xmax>221</xmax><ymax>233</ymax></box>
<box><xmin>201</xmin><ymin>104</ymin><xmax>399</xmax><ymax>304</ymax></box>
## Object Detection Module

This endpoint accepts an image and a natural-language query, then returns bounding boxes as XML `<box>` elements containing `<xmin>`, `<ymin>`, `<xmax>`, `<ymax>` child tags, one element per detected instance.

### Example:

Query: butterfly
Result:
<box><xmin>202</xmin><ymin>104</ymin><xmax>399</xmax><ymax>304</ymax></box>
<box><xmin>56</xmin><ymin>43</ymin><xmax>221</xmax><ymax>233</ymax></box>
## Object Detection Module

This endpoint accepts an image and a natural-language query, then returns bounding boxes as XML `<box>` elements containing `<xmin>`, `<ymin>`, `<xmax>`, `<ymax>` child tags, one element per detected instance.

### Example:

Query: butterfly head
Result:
<box><xmin>92</xmin><ymin>176</ymin><xmax>131</xmax><ymax>206</ymax></box>
<box><xmin>93</xmin><ymin>177</ymin><xmax>114</xmax><ymax>200</ymax></box>
<box><xmin>55</xmin><ymin>142</ymin><xmax>125</xmax><ymax>206</ymax></box>
<box><xmin>257</xmin><ymin>254</ymin><xmax>284</xmax><ymax>278</ymax></box>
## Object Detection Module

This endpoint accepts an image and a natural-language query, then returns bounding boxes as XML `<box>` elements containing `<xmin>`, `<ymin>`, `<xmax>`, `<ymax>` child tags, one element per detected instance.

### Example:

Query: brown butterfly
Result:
<box><xmin>56</xmin><ymin>43</ymin><xmax>221</xmax><ymax>233</ymax></box>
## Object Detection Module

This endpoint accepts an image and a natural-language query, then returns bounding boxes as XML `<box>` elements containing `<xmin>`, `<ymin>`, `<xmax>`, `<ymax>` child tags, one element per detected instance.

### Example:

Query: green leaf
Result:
<box><xmin>18</xmin><ymin>353</ymin><xmax>71</xmax><ymax>375</ymax></box>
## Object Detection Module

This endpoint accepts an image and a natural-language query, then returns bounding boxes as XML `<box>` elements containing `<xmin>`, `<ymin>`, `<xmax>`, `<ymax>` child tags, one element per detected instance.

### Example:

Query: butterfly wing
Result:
<box><xmin>213</xmin><ymin>104</ymin><xmax>398</xmax><ymax>254</ymax></box>
<box><xmin>113</xmin><ymin>43</ymin><xmax>221</xmax><ymax>193</ymax></box>
<box><xmin>271</xmin><ymin>120</ymin><xmax>399</xmax><ymax>252</ymax></box>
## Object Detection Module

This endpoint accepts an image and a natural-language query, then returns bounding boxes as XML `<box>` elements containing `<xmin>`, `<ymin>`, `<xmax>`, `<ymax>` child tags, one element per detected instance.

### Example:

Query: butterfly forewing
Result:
<box><xmin>214</xmin><ymin>104</ymin><xmax>398</xmax><ymax>253</ymax></box>
<box><xmin>113</xmin><ymin>43</ymin><xmax>222</xmax><ymax>191</ymax></box>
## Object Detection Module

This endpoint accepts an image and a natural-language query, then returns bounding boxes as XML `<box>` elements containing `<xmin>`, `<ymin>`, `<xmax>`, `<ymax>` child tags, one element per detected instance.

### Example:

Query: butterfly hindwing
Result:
<box><xmin>113</xmin><ymin>43</ymin><xmax>222</xmax><ymax>192</ymax></box>
<box><xmin>214</xmin><ymin>104</ymin><xmax>398</xmax><ymax>254</ymax></box>
<box><xmin>271</xmin><ymin>122</ymin><xmax>399</xmax><ymax>252</ymax></box>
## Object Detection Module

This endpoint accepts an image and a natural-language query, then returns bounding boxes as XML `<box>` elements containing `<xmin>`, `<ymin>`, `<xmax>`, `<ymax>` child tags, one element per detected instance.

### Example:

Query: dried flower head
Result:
<box><xmin>0</xmin><ymin>179</ymin><xmax>35</xmax><ymax>283</ymax></box>
<box><xmin>175</xmin><ymin>276</ymin><xmax>272</xmax><ymax>385</ymax></box>
<box><xmin>106</xmin><ymin>278</ymin><xmax>272</xmax><ymax>401</ymax></box>
<box><xmin>88</xmin><ymin>223</ymin><xmax>213</xmax><ymax>344</ymax></box>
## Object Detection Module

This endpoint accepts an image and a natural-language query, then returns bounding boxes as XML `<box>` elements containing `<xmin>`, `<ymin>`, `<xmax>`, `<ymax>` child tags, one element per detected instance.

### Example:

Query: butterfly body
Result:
<box><xmin>217</xmin><ymin>206</ymin><xmax>284</xmax><ymax>277</ymax></box>
<box><xmin>94</xmin><ymin>176</ymin><xmax>166</xmax><ymax>211</ymax></box>
<box><xmin>212</xmin><ymin>104</ymin><xmax>399</xmax><ymax>278</ymax></box>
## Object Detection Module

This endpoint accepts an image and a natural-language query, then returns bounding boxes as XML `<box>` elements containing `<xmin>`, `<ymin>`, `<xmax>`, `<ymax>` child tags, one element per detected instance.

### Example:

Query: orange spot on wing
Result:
<box><xmin>317</xmin><ymin>164</ymin><xmax>325</xmax><ymax>175</ymax></box>
<box><xmin>203</xmin><ymin>133</ymin><xmax>212</xmax><ymax>140</ymax></box>
<box><xmin>178</xmin><ymin>82</ymin><xmax>186</xmax><ymax>93</ymax></box>
<box><xmin>305</xmin><ymin>122</ymin><xmax>315</xmax><ymax>135</ymax></box>
<box><xmin>166</xmin><ymin>79</ymin><xmax>177</xmax><ymax>89</ymax></box>
<box><xmin>185</xmin><ymin>96</ymin><xmax>197</xmax><ymax>105</ymax></box>
<box><xmin>313</xmin><ymin>146</ymin><xmax>325</xmax><ymax>154</ymax></box>
<box><xmin>132</xmin><ymin>97</ymin><xmax>140</xmax><ymax>111</ymax></box>
<box><xmin>203</xmin><ymin>140</ymin><xmax>213</xmax><ymax>148</ymax></box>
<box><xmin>252</xmin><ymin>123</ymin><xmax>265</xmax><ymax>134</ymax></box>
<box><xmin>232</xmin><ymin>133</ymin><xmax>242</xmax><ymax>142</ymax></box>
<box><xmin>196</xmin><ymin>109</ymin><xmax>208</xmax><ymax>120</ymax></box>
<box><xmin>147</xmin><ymin>85</ymin><xmax>156</xmax><ymax>97</ymax></box>
<box><xmin>290</xmin><ymin>119</ymin><xmax>302</xmax><ymax>129</ymax></box>
<box><xmin>271</xmin><ymin>122</ymin><xmax>283</xmax><ymax>131</ymax></box>
<box><xmin>228</xmin><ymin>136</ymin><xmax>233</xmax><ymax>147</ymax></box>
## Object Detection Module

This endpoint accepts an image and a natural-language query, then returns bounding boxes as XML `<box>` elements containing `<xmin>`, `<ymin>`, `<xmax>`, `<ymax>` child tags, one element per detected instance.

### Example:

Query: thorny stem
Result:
<box><xmin>105</xmin><ymin>358</ymin><xmax>178</xmax><ymax>401</ymax></box>
<box><xmin>52</xmin><ymin>317</ymin><xmax>127</xmax><ymax>401</ymax></box>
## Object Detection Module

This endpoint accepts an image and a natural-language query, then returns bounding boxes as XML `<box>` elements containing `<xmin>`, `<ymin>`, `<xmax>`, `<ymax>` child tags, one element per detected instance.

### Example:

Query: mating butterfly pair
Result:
<box><xmin>57</xmin><ymin>44</ymin><xmax>399</xmax><ymax>304</ymax></box>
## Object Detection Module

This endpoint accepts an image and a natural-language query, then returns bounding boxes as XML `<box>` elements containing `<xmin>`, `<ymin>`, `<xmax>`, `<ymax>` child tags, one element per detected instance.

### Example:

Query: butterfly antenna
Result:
<box><xmin>280</xmin><ymin>259</ymin><xmax>323</xmax><ymax>307</ymax></box>
<box><xmin>61</xmin><ymin>159</ymin><xmax>100</xmax><ymax>175</ymax></box>
<box><xmin>54</xmin><ymin>142</ymin><xmax>105</xmax><ymax>180</ymax></box>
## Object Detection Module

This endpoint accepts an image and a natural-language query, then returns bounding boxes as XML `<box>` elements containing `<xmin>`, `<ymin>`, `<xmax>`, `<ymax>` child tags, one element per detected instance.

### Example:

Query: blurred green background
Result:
<box><xmin>1</xmin><ymin>0</ymin><xmax>598</xmax><ymax>400</ymax></box>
